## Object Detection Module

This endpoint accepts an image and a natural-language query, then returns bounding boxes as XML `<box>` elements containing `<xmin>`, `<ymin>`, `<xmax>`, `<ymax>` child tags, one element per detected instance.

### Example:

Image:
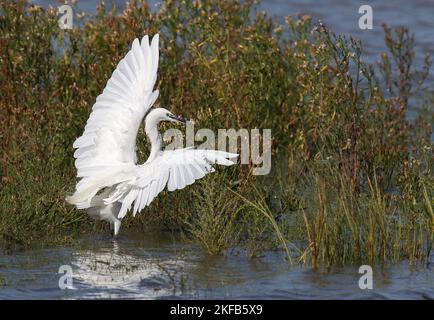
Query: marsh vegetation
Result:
<box><xmin>0</xmin><ymin>0</ymin><xmax>432</xmax><ymax>268</ymax></box>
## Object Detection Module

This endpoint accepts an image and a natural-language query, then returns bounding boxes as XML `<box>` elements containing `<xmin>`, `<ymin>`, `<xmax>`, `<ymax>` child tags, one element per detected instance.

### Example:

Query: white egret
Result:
<box><xmin>66</xmin><ymin>34</ymin><xmax>238</xmax><ymax>235</ymax></box>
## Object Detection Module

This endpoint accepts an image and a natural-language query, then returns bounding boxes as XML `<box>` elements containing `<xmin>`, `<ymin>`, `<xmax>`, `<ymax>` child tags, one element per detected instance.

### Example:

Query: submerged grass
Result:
<box><xmin>0</xmin><ymin>0</ymin><xmax>432</xmax><ymax>267</ymax></box>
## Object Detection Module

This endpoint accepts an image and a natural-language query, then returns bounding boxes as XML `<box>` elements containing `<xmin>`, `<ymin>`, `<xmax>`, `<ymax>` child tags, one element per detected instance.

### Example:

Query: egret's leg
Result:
<box><xmin>114</xmin><ymin>220</ymin><xmax>121</xmax><ymax>237</ymax></box>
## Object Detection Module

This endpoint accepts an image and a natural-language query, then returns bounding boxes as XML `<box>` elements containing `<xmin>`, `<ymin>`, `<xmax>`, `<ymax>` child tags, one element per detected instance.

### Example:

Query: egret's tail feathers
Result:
<box><xmin>66</xmin><ymin>182</ymin><xmax>101</xmax><ymax>209</ymax></box>
<box><xmin>66</xmin><ymin>165</ymin><xmax>135</xmax><ymax>209</ymax></box>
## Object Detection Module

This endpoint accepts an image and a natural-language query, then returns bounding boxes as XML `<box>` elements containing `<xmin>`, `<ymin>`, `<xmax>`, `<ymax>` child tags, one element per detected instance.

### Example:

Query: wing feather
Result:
<box><xmin>72</xmin><ymin>35</ymin><xmax>160</xmax><ymax>180</ymax></box>
<box><xmin>105</xmin><ymin>149</ymin><xmax>238</xmax><ymax>218</ymax></box>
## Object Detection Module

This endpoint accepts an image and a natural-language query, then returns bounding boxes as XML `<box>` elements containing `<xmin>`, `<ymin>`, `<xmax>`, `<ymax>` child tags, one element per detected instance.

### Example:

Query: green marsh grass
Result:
<box><xmin>0</xmin><ymin>0</ymin><xmax>432</xmax><ymax>267</ymax></box>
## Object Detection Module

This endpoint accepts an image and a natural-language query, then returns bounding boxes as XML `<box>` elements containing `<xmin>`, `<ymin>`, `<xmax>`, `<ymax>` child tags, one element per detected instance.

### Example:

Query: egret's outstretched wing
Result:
<box><xmin>104</xmin><ymin>149</ymin><xmax>238</xmax><ymax>219</ymax></box>
<box><xmin>73</xmin><ymin>35</ymin><xmax>160</xmax><ymax>178</ymax></box>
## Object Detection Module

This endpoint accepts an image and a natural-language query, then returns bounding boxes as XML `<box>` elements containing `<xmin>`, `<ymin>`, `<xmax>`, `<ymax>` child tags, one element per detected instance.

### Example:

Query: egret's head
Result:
<box><xmin>165</xmin><ymin>109</ymin><xmax>187</xmax><ymax>125</ymax></box>
<box><xmin>145</xmin><ymin>108</ymin><xmax>187</xmax><ymax>131</ymax></box>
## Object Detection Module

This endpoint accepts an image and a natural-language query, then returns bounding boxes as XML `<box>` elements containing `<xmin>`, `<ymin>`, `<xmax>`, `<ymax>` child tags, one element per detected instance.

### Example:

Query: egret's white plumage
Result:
<box><xmin>66</xmin><ymin>34</ymin><xmax>238</xmax><ymax>235</ymax></box>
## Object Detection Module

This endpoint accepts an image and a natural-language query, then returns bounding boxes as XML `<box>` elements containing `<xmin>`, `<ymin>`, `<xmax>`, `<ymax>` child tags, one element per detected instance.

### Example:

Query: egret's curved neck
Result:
<box><xmin>145</xmin><ymin>119</ymin><xmax>162</xmax><ymax>163</ymax></box>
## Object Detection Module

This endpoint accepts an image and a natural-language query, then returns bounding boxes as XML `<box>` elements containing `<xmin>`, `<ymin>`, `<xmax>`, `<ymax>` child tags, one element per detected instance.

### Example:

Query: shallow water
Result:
<box><xmin>258</xmin><ymin>0</ymin><xmax>434</xmax><ymax>68</ymax></box>
<box><xmin>1</xmin><ymin>232</ymin><xmax>433</xmax><ymax>299</ymax></box>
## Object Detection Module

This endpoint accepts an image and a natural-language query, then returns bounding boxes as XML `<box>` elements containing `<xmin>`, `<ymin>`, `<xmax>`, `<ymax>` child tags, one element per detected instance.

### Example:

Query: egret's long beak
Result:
<box><xmin>168</xmin><ymin>113</ymin><xmax>187</xmax><ymax>125</ymax></box>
